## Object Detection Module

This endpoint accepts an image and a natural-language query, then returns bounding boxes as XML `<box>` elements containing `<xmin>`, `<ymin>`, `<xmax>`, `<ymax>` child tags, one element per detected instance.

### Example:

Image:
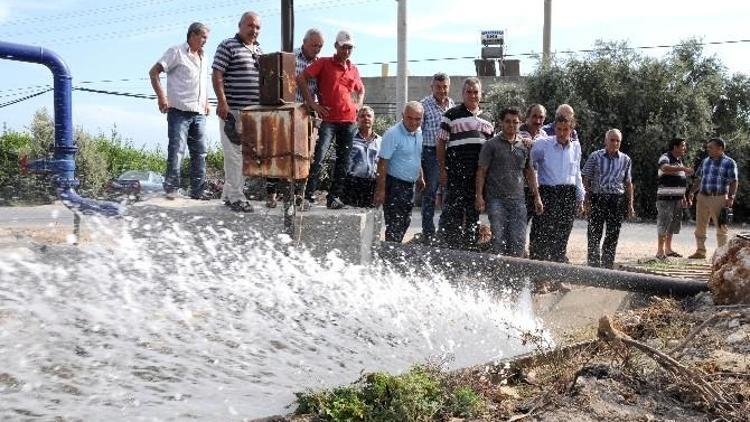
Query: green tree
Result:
<box><xmin>487</xmin><ymin>38</ymin><xmax>750</xmax><ymax>220</ymax></box>
<box><xmin>29</xmin><ymin>108</ymin><xmax>54</xmax><ymax>157</ymax></box>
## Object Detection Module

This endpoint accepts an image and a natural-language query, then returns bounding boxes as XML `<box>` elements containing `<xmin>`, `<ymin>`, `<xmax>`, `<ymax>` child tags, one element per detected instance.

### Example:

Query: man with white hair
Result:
<box><xmin>373</xmin><ymin>101</ymin><xmax>425</xmax><ymax>243</ymax></box>
<box><xmin>298</xmin><ymin>30</ymin><xmax>365</xmax><ymax>209</ymax></box>
<box><xmin>542</xmin><ymin>103</ymin><xmax>579</xmax><ymax>141</ymax></box>
<box><xmin>581</xmin><ymin>129</ymin><xmax>635</xmax><ymax>268</ymax></box>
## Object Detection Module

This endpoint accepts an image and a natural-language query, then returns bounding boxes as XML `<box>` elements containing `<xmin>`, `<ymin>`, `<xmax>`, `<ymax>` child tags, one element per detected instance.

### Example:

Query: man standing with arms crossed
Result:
<box><xmin>149</xmin><ymin>22</ymin><xmax>211</xmax><ymax>200</ymax></box>
<box><xmin>687</xmin><ymin>138</ymin><xmax>739</xmax><ymax>259</ymax></box>
<box><xmin>298</xmin><ymin>30</ymin><xmax>365</xmax><ymax>209</ymax></box>
<box><xmin>212</xmin><ymin>11</ymin><xmax>262</xmax><ymax>213</ymax></box>
<box><xmin>655</xmin><ymin>138</ymin><xmax>693</xmax><ymax>260</ymax></box>
<box><xmin>419</xmin><ymin>73</ymin><xmax>454</xmax><ymax>244</ymax></box>
<box><xmin>582</xmin><ymin>129</ymin><xmax>635</xmax><ymax>268</ymax></box>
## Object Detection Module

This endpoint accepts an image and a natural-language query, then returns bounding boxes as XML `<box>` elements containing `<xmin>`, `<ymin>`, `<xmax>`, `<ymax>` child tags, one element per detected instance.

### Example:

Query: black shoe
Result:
<box><xmin>190</xmin><ymin>191</ymin><xmax>213</xmax><ymax>200</ymax></box>
<box><xmin>327</xmin><ymin>197</ymin><xmax>347</xmax><ymax>209</ymax></box>
<box><xmin>226</xmin><ymin>200</ymin><xmax>254</xmax><ymax>212</ymax></box>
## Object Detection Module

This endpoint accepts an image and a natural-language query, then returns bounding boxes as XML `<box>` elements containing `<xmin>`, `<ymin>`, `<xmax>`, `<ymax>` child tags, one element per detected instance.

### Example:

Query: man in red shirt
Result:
<box><xmin>298</xmin><ymin>30</ymin><xmax>365</xmax><ymax>209</ymax></box>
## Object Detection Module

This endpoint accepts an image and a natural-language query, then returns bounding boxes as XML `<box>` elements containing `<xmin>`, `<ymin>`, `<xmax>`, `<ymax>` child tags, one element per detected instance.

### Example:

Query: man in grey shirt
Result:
<box><xmin>475</xmin><ymin>107</ymin><xmax>542</xmax><ymax>256</ymax></box>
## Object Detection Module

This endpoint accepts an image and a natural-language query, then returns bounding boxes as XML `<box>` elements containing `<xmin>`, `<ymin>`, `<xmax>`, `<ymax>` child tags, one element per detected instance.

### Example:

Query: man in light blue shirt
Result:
<box><xmin>529</xmin><ymin>114</ymin><xmax>585</xmax><ymax>262</ymax></box>
<box><xmin>374</xmin><ymin>101</ymin><xmax>425</xmax><ymax>242</ymax></box>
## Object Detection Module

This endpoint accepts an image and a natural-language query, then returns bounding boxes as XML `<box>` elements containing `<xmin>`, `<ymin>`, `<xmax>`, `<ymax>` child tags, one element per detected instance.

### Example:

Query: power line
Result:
<box><xmin>0</xmin><ymin>78</ymin><xmax>150</xmax><ymax>96</ymax></box>
<box><xmin>0</xmin><ymin>0</ymin><xmax>276</xmax><ymax>37</ymax></box>
<box><xmin>5</xmin><ymin>37</ymin><xmax>748</xmax><ymax>94</ymax></box>
<box><xmin>354</xmin><ymin>38</ymin><xmax>750</xmax><ymax>66</ymax></box>
<box><xmin>8</xmin><ymin>0</ymin><xmax>385</xmax><ymax>46</ymax></box>
<box><xmin>0</xmin><ymin>88</ymin><xmax>53</xmax><ymax>109</ymax></box>
<box><xmin>0</xmin><ymin>86</ymin><xmax>52</xmax><ymax>97</ymax></box>
<box><xmin>3</xmin><ymin>37</ymin><xmax>748</xmax><ymax>105</ymax></box>
<box><xmin>74</xmin><ymin>87</ymin><xmax>156</xmax><ymax>100</ymax></box>
<box><xmin>73</xmin><ymin>87</ymin><xmax>220</xmax><ymax>105</ymax></box>
<box><xmin>2</xmin><ymin>0</ymin><xmax>185</xmax><ymax>27</ymax></box>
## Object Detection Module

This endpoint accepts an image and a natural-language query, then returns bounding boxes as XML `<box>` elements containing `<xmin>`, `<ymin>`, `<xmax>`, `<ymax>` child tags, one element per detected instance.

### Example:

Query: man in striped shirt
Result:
<box><xmin>211</xmin><ymin>11</ymin><xmax>262</xmax><ymax>212</ymax></box>
<box><xmin>419</xmin><ymin>73</ymin><xmax>454</xmax><ymax>244</ymax></box>
<box><xmin>582</xmin><ymin>129</ymin><xmax>634</xmax><ymax>268</ymax></box>
<box><xmin>436</xmin><ymin>77</ymin><xmax>494</xmax><ymax>249</ymax></box>
<box><xmin>655</xmin><ymin>138</ymin><xmax>693</xmax><ymax>260</ymax></box>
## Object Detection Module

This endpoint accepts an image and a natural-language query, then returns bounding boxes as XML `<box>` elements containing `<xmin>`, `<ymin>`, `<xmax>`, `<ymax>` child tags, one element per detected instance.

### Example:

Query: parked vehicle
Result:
<box><xmin>105</xmin><ymin>170</ymin><xmax>164</xmax><ymax>201</ymax></box>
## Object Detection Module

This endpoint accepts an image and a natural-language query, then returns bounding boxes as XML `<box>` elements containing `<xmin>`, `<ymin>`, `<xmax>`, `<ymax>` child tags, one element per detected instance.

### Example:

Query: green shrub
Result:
<box><xmin>294</xmin><ymin>365</ymin><xmax>486</xmax><ymax>421</ymax></box>
<box><xmin>448</xmin><ymin>386</ymin><xmax>486</xmax><ymax>418</ymax></box>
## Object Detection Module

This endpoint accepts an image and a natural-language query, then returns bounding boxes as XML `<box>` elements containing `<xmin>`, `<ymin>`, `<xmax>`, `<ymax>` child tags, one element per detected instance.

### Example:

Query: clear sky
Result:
<box><xmin>1</xmin><ymin>0</ymin><xmax>749</xmax><ymax>151</ymax></box>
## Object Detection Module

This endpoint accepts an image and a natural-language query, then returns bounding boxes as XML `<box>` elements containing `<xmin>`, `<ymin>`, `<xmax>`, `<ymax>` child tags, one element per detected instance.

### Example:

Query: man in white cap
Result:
<box><xmin>298</xmin><ymin>30</ymin><xmax>365</xmax><ymax>209</ymax></box>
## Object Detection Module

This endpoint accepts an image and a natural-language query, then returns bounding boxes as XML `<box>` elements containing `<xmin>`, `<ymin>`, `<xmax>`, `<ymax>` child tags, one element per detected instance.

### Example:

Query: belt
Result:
<box><xmin>592</xmin><ymin>192</ymin><xmax>624</xmax><ymax>197</ymax></box>
<box><xmin>700</xmin><ymin>191</ymin><xmax>726</xmax><ymax>196</ymax></box>
<box><xmin>540</xmin><ymin>185</ymin><xmax>576</xmax><ymax>190</ymax></box>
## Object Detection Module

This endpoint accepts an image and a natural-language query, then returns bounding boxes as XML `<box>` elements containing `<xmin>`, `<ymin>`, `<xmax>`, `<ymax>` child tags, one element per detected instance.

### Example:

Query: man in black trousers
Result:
<box><xmin>582</xmin><ymin>129</ymin><xmax>635</xmax><ymax>268</ymax></box>
<box><xmin>529</xmin><ymin>113</ymin><xmax>585</xmax><ymax>262</ymax></box>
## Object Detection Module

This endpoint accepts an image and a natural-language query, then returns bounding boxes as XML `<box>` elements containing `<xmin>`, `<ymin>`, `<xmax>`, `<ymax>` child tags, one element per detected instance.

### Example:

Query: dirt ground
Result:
<box><xmin>443</xmin><ymin>295</ymin><xmax>750</xmax><ymax>421</ymax></box>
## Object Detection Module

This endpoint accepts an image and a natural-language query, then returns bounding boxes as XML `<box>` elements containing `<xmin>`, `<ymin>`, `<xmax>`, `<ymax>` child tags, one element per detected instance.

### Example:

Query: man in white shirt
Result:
<box><xmin>149</xmin><ymin>22</ymin><xmax>211</xmax><ymax>200</ymax></box>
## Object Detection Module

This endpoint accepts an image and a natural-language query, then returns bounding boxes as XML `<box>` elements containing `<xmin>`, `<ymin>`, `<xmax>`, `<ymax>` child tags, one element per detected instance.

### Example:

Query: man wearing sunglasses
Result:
<box><xmin>298</xmin><ymin>30</ymin><xmax>365</xmax><ymax>209</ymax></box>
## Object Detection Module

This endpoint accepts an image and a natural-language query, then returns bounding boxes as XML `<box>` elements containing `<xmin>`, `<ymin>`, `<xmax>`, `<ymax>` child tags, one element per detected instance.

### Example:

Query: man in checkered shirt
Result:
<box><xmin>418</xmin><ymin>72</ymin><xmax>454</xmax><ymax>244</ymax></box>
<box><xmin>687</xmin><ymin>138</ymin><xmax>739</xmax><ymax>259</ymax></box>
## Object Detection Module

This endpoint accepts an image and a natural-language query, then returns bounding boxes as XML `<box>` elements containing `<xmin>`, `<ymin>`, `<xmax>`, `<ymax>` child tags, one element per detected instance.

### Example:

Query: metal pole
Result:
<box><xmin>396</xmin><ymin>0</ymin><xmax>407</xmax><ymax>116</ymax></box>
<box><xmin>543</xmin><ymin>0</ymin><xmax>551</xmax><ymax>67</ymax></box>
<box><xmin>377</xmin><ymin>242</ymin><xmax>708</xmax><ymax>297</ymax></box>
<box><xmin>280</xmin><ymin>0</ymin><xmax>295</xmax><ymax>236</ymax></box>
<box><xmin>281</xmin><ymin>0</ymin><xmax>294</xmax><ymax>52</ymax></box>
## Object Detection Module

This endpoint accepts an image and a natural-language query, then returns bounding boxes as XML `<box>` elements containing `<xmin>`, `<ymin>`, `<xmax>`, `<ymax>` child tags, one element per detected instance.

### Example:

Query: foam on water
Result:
<box><xmin>0</xmin><ymin>215</ymin><xmax>549</xmax><ymax>420</ymax></box>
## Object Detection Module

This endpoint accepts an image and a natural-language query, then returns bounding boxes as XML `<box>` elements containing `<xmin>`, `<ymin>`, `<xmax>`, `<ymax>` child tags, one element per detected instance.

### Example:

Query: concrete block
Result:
<box><xmin>121</xmin><ymin>198</ymin><xmax>382</xmax><ymax>265</ymax></box>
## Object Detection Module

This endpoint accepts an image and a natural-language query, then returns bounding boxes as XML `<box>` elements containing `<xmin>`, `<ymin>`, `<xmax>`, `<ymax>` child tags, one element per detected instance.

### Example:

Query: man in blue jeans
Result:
<box><xmin>149</xmin><ymin>22</ymin><xmax>212</xmax><ymax>200</ymax></box>
<box><xmin>475</xmin><ymin>108</ymin><xmax>542</xmax><ymax>256</ymax></box>
<box><xmin>419</xmin><ymin>73</ymin><xmax>454</xmax><ymax>244</ymax></box>
<box><xmin>298</xmin><ymin>30</ymin><xmax>365</xmax><ymax>209</ymax></box>
<box><xmin>374</xmin><ymin>102</ymin><xmax>425</xmax><ymax>243</ymax></box>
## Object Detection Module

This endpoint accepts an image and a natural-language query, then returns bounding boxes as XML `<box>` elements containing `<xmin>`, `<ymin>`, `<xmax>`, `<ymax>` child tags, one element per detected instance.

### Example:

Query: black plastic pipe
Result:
<box><xmin>377</xmin><ymin>242</ymin><xmax>708</xmax><ymax>297</ymax></box>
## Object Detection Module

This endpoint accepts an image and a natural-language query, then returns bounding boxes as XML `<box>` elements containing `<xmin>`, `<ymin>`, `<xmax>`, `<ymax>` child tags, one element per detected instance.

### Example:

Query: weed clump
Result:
<box><xmin>294</xmin><ymin>365</ymin><xmax>486</xmax><ymax>421</ymax></box>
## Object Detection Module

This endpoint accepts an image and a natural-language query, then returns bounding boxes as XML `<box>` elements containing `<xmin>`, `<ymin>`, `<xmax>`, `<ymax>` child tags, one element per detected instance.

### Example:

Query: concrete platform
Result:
<box><xmin>123</xmin><ymin>197</ymin><xmax>382</xmax><ymax>264</ymax></box>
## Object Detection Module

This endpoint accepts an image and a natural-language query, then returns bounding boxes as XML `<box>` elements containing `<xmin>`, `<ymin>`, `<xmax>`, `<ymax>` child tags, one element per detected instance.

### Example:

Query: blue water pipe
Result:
<box><xmin>0</xmin><ymin>41</ymin><xmax>123</xmax><ymax>216</ymax></box>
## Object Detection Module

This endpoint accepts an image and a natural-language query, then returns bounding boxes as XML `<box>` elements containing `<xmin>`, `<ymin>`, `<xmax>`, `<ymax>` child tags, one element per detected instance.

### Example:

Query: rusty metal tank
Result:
<box><xmin>240</xmin><ymin>104</ymin><xmax>311</xmax><ymax>180</ymax></box>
